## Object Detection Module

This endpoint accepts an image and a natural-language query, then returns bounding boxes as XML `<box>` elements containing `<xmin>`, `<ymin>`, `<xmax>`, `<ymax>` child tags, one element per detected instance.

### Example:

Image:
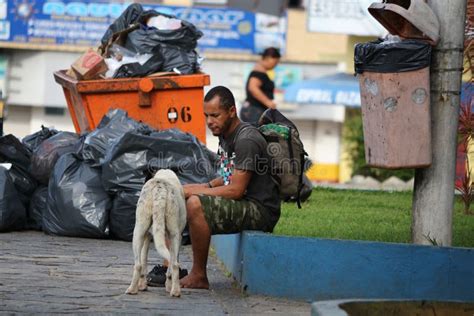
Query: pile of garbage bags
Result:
<box><xmin>68</xmin><ymin>3</ymin><xmax>203</xmax><ymax>80</ymax></box>
<box><xmin>101</xmin><ymin>3</ymin><xmax>202</xmax><ymax>78</ymax></box>
<box><xmin>0</xmin><ymin>109</ymin><xmax>218</xmax><ymax>241</ymax></box>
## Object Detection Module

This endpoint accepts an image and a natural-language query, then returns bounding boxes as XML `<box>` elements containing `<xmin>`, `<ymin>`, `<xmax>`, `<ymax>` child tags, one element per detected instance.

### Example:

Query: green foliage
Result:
<box><xmin>342</xmin><ymin>108</ymin><xmax>414</xmax><ymax>181</ymax></box>
<box><xmin>274</xmin><ymin>188</ymin><xmax>474</xmax><ymax>248</ymax></box>
<box><xmin>456</xmin><ymin>100</ymin><xmax>474</xmax><ymax>214</ymax></box>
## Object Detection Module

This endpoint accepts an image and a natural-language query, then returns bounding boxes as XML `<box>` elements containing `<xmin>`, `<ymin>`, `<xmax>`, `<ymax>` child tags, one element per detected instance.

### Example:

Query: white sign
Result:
<box><xmin>307</xmin><ymin>0</ymin><xmax>386</xmax><ymax>36</ymax></box>
<box><xmin>296</xmin><ymin>88</ymin><xmax>360</xmax><ymax>106</ymax></box>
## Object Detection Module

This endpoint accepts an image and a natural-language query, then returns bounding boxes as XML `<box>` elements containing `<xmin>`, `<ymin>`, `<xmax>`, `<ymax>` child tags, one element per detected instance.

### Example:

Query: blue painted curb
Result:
<box><xmin>211</xmin><ymin>232</ymin><xmax>474</xmax><ymax>302</ymax></box>
<box><xmin>310</xmin><ymin>299</ymin><xmax>474</xmax><ymax>316</ymax></box>
<box><xmin>211</xmin><ymin>233</ymin><xmax>243</xmax><ymax>280</ymax></box>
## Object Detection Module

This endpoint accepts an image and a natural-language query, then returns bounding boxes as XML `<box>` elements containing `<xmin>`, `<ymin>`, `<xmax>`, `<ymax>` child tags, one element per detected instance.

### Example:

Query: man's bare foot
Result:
<box><xmin>180</xmin><ymin>272</ymin><xmax>209</xmax><ymax>289</ymax></box>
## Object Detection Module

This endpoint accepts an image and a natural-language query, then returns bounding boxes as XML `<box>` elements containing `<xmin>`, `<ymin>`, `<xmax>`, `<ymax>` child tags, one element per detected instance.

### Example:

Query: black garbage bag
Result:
<box><xmin>101</xmin><ymin>3</ymin><xmax>202</xmax><ymax>77</ymax></box>
<box><xmin>109</xmin><ymin>190</ymin><xmax>191</xmax><ymax>245</ymax></box>
<box><xmin>100</xmin><ymin>3</ymin><xmax>143</xmax><ymax>44</ymax></box>
<box><xmin>0</xmin><ymin>166</ymin><xmax>26</xmax><ymax>232</ymax></box>
<box><xmin>44</xmin><ymin>153</ymin><xmax>111</xmax><ymax>238</ymax></box>
<box><xmin>26</xmin><ymin>186</ymin><xmax>48</xmax><ymax>231</ymax></box>
<box><xmin>22</xmin><ymin>126</ymin><xmax>58</xmax><ymax>153</ymax></box>
<box><xmin>354</xmin><ymin>39</ymin><xmax>431</xmax><ymax>74</ymax></box>
<box><xmin>120</xmin><ymin>39</ymin><xmax>200</xmax><ymax>77</ymax></box>
<box><xmin>102</xmin><ymin>129</ymin><xmax>217</xmax><ymax>193</ymax></box>
<box><xmin>113</xmin><ymin>45</ymin><xmax>199</xmax><ymax>78</ymax></box>
<box><xmin>81</xmin><ymin>109</ymin><xmax>154</xmax><ymax>166</ymax></box>
<box><xmin>110</xmin><ymin>190</ymin><xmax>140</xmax><ymax>241</ymax></box>
<box><xmin>31</xmin><ymin>132</ymin><xmax>81</xmax><ymax>184</ymax></box>
<box><xmin>156</xmin><ymin>44</ymin><xmax>199</xmax><ymax>74</ymax></box>
<box><xmin>101</xmin><ymin>3</ymin><xmax>202</xmax><ymax>52</ymax></box>
<box><xmin>125</xmin><ymin>13</ymin><xmax>202</xmax><ymax>52</ymax></box>
<box><xmin>149</xmin><ymin>129</ymin><xmax>219</xmax><ymax>175</ymax></box>
<box><xmin>113</xmin><ymin>54</ymin><xmax>164</xmax><ymax>78</ymax></box>
<box><xmin>0</xmin><ymin>134</ymin><xmax>37</xmax><ymax>207</ymax></box>
<box><xmin>149</xmin><ymin>128</ymin><xmax>196</xmax><ymax>141</ymax></box>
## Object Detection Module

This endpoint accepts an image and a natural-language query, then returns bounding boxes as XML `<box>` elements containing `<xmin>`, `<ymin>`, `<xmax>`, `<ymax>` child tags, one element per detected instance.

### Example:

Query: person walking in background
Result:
<box><xmin>240</xmin><ymin>47</ymin><xmax>281</xmax><ymax>125</ymax></box>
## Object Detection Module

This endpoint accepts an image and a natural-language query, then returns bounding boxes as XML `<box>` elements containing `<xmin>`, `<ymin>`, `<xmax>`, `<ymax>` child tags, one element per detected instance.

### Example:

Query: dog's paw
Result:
<box><xmin>170</xmin><ymin>288</ymin><xmax>181</xmax><ymax>298</ymax></box>
<box><xmin>125</xmin><ymin>286</ymin><xmax>138</xmax><ymax>295</ymax></box>
<box><xmin>138</xmin><ymin>279</ymin><xmax>148</xmax><ymax>291</ymax></box>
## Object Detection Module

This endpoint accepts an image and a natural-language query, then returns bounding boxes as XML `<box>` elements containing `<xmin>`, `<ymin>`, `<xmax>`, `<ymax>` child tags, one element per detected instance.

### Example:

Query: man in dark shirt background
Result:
<box><xmin>179</xmin><ymin>85</ymin><xmax>280</xmax><ymax>289</ymax></box>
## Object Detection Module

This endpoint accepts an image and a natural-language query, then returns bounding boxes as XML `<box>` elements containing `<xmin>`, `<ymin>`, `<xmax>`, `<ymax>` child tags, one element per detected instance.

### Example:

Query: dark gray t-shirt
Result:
<box><xmin>218</xmin><ymin>122</ymin><xmax>280</xmax><ymax>225</ymax></box>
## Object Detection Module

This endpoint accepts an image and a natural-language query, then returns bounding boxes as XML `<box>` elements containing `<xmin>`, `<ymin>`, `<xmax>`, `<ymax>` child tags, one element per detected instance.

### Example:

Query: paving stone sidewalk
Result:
<box><xmin>0</xmin><ymin>231</ymin><xmax>309</xmax><ymax>315</ymax></box>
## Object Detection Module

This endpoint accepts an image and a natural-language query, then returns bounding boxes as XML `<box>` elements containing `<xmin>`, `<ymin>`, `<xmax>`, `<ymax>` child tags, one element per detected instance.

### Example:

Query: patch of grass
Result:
<box><xmin>274</xmin><ymin>188</ymin><xmax>474</xmax><ymax>248</ymax></box>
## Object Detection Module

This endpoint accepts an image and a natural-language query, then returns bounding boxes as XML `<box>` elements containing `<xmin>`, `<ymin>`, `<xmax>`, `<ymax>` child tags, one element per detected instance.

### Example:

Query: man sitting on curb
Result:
<box><xmin>147</xmin><ymin>86</ymin><xmax>281</xmax><ymax>289</ymax></box>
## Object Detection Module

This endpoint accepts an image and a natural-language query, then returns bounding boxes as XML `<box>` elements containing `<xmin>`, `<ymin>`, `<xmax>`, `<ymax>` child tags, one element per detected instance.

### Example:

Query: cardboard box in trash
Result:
<box><xmin>71</xmin><ymin>49</ymin><xmax>108</xmax><ymax>80</ymax></box>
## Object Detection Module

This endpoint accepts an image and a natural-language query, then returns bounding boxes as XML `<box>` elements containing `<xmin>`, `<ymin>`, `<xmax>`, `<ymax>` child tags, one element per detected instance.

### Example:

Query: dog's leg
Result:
<box><xmin>150</xmin><ymin>184</ymin><xmax>171</xmax><ymax>294</ymax></box>
<box><xmin>126</xmin><ymin>187</ymin><xmax>153</xmax><ymax>296</ymax></box>
<box><xmin>138</xmin><ymin>232</ymin><xmax>151</xmax><ymax>291</ymax></box>
<box><xmin>125</xmin><ymin>223</ymin><xmax>149</xmax><ymax>295</ymax></box>
<box><xmin>167</xmin><ymin>231</ymin><xmax>181</xmax><ymax>297</ymax></box>
<box><xmin>165</xmin><ymin>233</ymin><xmax>173</xmax><ymax>294</ymax></box>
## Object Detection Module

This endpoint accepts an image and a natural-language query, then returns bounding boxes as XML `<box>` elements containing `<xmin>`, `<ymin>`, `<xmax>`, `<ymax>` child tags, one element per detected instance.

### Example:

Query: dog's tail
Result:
<box><xmin>151</xmin><ymin>183</ymin><xmax>171</xmax><ymax>262</ymax></box>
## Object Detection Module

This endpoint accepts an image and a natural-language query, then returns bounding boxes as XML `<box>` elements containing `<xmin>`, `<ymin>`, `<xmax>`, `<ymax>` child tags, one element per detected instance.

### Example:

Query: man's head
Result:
<box><xmin>204</xmin><ymin>86</ymin><xmax>239</xmax><ymax>137</ymax></box>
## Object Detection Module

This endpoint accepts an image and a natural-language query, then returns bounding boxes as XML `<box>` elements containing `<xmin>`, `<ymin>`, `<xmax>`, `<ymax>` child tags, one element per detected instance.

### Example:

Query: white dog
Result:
<box><xmin>126</xmin><ymin>169</ymin><xmax>187</xmax><ymax>297</ymax></box>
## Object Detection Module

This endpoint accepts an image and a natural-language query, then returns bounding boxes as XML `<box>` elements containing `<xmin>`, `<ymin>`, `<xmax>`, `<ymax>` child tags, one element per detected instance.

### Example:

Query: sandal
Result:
<box><xmin>146</xmin><ymin>264</ymin><xmax>188</xmax><ymax>287</ymax></box>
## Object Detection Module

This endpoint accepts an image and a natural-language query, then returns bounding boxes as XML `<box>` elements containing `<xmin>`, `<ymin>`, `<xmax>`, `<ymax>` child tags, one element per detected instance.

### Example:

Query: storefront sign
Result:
<box><xmin>0</xmin><ymin>0</ymin><xmax>286</xmax><ymax>54</ymax></box>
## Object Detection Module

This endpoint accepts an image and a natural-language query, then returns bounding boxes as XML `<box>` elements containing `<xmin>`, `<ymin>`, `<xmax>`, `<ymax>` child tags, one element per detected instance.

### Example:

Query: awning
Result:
<box><xmin>284</xmin><ymin>73</ymin><xmax>361</xmax><ymax>107</ymax></box>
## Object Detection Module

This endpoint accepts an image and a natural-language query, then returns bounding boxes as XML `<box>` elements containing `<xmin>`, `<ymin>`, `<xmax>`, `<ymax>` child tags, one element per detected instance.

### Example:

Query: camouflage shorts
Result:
<box><xmin>198</xmin><ymin>195</ymin><xmax>273</xmax><ymax>235</ymax></box>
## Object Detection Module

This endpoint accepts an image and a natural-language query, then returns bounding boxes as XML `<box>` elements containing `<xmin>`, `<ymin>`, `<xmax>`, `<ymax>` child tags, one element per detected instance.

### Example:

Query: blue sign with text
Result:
<box><xmin>0</xmin><ymin>0</ymin><xmax>286</xmax><ymax>54</ymax></box>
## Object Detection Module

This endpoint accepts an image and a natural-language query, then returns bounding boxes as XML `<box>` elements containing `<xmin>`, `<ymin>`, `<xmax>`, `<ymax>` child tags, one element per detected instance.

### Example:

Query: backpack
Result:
<box><xmin>257</xmin><ymin>109</ymin><xmax>308</xmax><ymax>208</ymax></box>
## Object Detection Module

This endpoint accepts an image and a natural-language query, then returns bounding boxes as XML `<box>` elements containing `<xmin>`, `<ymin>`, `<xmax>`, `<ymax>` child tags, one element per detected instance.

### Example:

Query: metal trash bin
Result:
<box><xmin>54</xmin><ymin>71</ymin><xmax>210</xmax><ymax>144</ymax></box>
<box><xmin>354</xmin><ymin>0</ymin><xmax>439</xmax><ymax>169</ymax></box>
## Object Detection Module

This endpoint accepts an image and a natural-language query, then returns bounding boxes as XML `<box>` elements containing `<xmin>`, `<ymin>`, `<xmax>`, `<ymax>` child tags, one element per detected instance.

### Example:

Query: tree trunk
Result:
<box><xmin>412</xmin><ymin>0</ymin><xmax>467</xmax><ymax>246</ymax></box>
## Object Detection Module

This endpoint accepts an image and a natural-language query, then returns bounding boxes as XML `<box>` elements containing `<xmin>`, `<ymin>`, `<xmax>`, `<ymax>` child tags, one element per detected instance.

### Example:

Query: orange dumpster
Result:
<box><xmin>54</xmin><ymin>71</ymin><xmax>210</xmax><ymax>144</ymax></box>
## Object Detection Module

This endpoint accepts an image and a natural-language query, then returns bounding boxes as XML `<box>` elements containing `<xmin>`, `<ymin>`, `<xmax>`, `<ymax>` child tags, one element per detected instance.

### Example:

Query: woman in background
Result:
<box><xmin>240</xmin><ymin>47</ymin><xmax>281</xmax><ymax>125</ymax></box>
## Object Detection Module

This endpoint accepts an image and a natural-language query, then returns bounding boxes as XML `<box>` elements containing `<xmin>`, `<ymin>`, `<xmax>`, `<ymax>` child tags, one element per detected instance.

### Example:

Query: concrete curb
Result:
<box><xmin>212</xmin><ymin>232</ymin><xmax>474</xmax><ymax>302</ymax></box>
<box><xmin>310</xmin><ymin>299</ymin><xmax>474</xmax><ymax>316</ymax></box>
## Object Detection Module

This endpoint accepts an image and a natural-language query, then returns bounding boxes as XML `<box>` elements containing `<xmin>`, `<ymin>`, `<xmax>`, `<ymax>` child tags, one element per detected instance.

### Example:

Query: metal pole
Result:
<box><xmin>412</xmin><ymin>0</ymin><xmax>467</xmax><ymax>246</ymax></box>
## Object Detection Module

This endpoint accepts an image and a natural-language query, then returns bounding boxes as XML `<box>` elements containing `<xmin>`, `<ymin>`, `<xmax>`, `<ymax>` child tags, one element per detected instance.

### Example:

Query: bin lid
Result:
<box><xmin>368</xmin><ymin>0</ymin><xmax>440</xmax><ymax>45</ymax></box>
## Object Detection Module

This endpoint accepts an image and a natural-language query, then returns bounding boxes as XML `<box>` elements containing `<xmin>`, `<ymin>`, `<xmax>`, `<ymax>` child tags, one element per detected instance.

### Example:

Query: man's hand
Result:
<box><xmin>184</xmin><ymin>186</ymin><xmax>200</xmax><ymax>199</ymax></box>
<box><xmin>181</xmin><ymin>172</ymin><xmax>250</xmax><ymax>200</ymax></box>
<box><xmin>183</xmin><ymin>182</ymin><xmax>214</xmax><ymax>198</ymax></box>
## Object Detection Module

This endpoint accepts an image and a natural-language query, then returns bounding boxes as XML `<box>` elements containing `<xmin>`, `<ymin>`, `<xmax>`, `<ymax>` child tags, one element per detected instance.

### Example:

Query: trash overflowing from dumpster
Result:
<box><xmin>0</xmin><ymin>109</ymin><xmax>219</xmax><ymax>241</ymax></box>
<box><xmin>66</xmin><ymin>3</ymin><xmax>203</xmax><ymax>81</ymax></box>
<box><xmin>0</xmin><ymin>3</ymin><xmax>215</xmax><ymax>240</ymax></box>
